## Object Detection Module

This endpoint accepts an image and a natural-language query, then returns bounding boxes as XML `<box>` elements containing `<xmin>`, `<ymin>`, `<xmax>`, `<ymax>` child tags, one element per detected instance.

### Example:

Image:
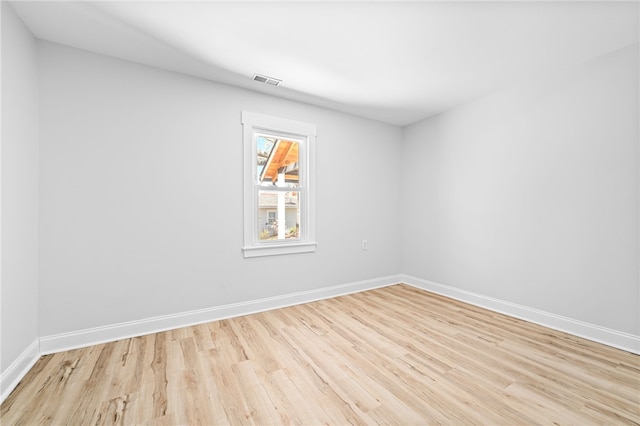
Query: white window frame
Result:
<box><xmin>242</xmin><ymin>111</ymin><xmax>317</xmax><ymax>258</ymax></box>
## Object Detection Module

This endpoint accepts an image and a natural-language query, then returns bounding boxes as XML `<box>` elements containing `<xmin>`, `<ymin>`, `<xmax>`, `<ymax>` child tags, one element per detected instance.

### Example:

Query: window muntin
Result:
<box><xmin>242</xmin><ymin>111</ymin><xmax>316</xmax><ymax>257</ymax></box>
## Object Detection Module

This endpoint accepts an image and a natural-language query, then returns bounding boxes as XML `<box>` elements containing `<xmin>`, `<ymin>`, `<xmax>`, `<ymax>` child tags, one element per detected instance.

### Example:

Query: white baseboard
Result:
<box><xmin>400</xmin><ymin>274</ymin><xmax>640</xmax><ymax>355</ymax></box>
<box><xmin>39</xmin><ymin>275</ymin><xmax>401</xmax><ymax>355</ymax></box>
<box><xmin>7</xmin><ymin>273</ymin><xmax>638</xmax><ymax>406</ymax></box>
<box><xmin>1</xmin><ymin>340</ymin><xmax>40</xmax><ymax>403</ymax></box>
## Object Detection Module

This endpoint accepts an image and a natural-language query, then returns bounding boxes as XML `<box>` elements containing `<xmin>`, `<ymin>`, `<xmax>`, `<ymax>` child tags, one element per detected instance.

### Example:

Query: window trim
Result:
<box><xmin>242</xmin><ymin>111</ymin><xmax>317</xmax><ymax>258</ymax></box>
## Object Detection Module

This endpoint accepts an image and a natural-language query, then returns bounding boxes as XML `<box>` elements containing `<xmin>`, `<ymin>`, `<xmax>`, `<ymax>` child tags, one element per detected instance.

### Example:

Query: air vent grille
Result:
<box><xmin>253</xmin><ymin>74</ymin><xmax>281</xmax><ymax>87</ymax></box>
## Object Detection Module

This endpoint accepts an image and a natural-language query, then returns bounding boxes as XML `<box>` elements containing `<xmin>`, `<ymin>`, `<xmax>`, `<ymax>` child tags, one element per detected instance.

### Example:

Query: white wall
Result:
<box><xmin>401</xmin><ymin>45</ymin><xmax>639</xmax><ymax>335</ymax></box>
<box><xmin>1</xmin><ymin>1</ymin><xmax>40</xmax><ymax>381</ymax></box>
<box><xmin>38</xmin><ymin>42</ymin><xmax>402</xmax><ymax>337</ymax></box>
<box><xmin>6</xmin><ymin>17</ymin><xmax>637</xmax><ymax>363</ymax></box>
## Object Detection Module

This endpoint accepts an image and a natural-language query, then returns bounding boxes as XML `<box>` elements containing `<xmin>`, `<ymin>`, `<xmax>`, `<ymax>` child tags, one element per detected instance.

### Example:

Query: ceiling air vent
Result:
<box><xmin>253</xmin><ymin>74</ymin><xmax>281</xmax><ymax>87</ymax></box>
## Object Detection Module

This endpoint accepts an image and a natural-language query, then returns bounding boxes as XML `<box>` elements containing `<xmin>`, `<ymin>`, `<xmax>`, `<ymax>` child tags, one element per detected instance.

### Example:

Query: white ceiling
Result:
<box><xmin>10</xmin><ymin>1</ymin><xmax>640</xmax><ymax>126</ymax></box>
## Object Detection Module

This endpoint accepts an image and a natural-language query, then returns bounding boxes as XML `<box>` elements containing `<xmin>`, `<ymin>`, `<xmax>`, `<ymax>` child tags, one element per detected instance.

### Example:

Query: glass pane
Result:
<box><xmin>257</xmin><ymin>190</ymin><xmax>300</xmax><ymax>241</ymax></box>
<box><xmin>256</xmin><ymin>135</ymin><xmax>300</xmax><ymax>188</ymax></box>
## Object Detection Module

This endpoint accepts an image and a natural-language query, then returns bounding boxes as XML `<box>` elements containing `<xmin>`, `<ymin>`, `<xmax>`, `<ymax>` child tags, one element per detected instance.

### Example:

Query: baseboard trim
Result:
<box><xmin>9</xmin><ymin>273</ymin><xmax>639</xmax><ymax>404</ymax></box>
<box><xmin>1</xmin><ymin>340</ymin><xmax>40</xmax><ymax>403</ymax></box>
<box><xmin>400</xmin><ymin>274</ymin><xmax>640</xmax><ymax>355</ymax></box>
<box><xmin>39</xmin><ymin>275</ymin><xmax>401</xmax><ymax>355</ymax></box>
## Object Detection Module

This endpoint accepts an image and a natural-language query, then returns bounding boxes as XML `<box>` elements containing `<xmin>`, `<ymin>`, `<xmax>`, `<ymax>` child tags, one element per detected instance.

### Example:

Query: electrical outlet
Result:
<box><xmin>362</xmin><ymin>240</ymin><xmax>368</xmax><ymax>250</ymax></box>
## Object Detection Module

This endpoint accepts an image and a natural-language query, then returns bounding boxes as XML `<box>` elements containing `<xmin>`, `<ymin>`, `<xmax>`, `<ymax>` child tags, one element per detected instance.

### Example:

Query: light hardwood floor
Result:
<box><xmin>2</xmin><ymin>284</ymin><xmax>639</xmax><ymax>425</ymax></box>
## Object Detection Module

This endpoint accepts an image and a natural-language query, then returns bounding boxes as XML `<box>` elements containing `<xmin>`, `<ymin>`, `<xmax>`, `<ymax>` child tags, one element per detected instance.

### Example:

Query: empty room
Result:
<box><xmin>1</xmin><ymin>1</ymin><xmax>639</xmax><ymax>424</ymax></box>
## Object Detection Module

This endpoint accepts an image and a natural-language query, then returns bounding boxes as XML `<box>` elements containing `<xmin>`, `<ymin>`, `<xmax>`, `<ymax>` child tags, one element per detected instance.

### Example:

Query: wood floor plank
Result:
<box><xmin>2</xmin><ymin>284</ymin><xmax>639</xmax><ymax>425</ymax></box>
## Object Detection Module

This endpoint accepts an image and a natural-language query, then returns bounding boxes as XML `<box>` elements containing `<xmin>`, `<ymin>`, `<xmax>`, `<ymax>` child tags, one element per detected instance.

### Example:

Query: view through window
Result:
<box><xmin>256</xmin><ymin>134</ymin><xmax>302</xmax><ymax>241</ymax></box>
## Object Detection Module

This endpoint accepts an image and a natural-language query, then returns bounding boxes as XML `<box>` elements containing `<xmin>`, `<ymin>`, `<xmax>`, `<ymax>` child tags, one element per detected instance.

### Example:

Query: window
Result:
<box><xmin>242</xmin><ymin>111</ymin><xmax>316</xmax><ymax>257</ymax></box>
<box><xmin>267</xmin><ymin>211</ymin><xmax>277</xmax><ymax>225</ymax></box>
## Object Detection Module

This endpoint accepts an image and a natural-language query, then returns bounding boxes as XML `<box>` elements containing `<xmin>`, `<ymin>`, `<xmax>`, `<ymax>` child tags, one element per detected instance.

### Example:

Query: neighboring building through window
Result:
<box><xmin>242</xmin><ymin>111</ymin><xmax>316</xmax><ymax>257</ymax></box>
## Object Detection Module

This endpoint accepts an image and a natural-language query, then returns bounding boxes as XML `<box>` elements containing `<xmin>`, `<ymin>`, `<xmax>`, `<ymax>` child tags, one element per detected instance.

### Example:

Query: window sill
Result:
<box><xmin>242</xmin><ymin>242</ymin><xmax>317</xmax><ymax>258</ymax></box>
